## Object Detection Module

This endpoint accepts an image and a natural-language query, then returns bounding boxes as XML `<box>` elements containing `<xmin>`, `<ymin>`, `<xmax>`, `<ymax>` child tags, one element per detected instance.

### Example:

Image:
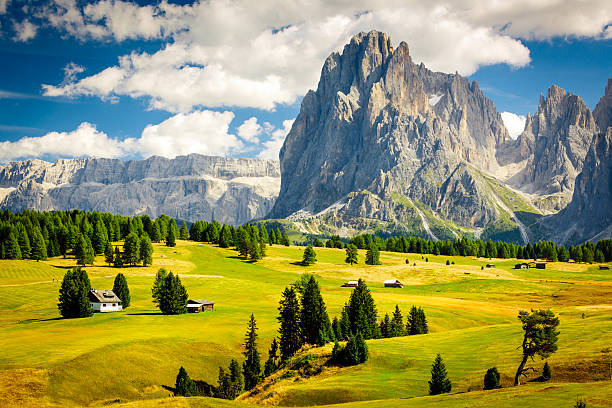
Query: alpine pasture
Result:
<box><xmin>0</xmin><ymin>240</ymin><xmax>611</xmax><ymax>407</ymax></box>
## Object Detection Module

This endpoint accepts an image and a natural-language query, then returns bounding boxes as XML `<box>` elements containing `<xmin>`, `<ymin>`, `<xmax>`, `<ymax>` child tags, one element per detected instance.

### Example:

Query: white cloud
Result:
<box><xmin>257</xmin><ymin>119</ymin><xmax>295</xmax><ymax>160</ymax></box>
<box><xmin>501</xmin><ymin>112</ymin><xmax>527</xmax><ymax>139</ymax></box>
<box><xmin>13</xmin><ymin>19</ymin><xmax>37</xmax><ymax>42</ymax></box>
<box><xmin>0</xmin><ymin>0</ymin><xmax>9</xmax><ymax>14</ymax></box>
<box><xmin>0</xmin><ymin>110</ymin><xmax>244</xmax><ymax>162</ymax></box>
<box><xmin>237</xmin><ymin>117</ymin><xmax>263</xmax><ymax>143</ymax></box>
<box><xmin>0</xmin><ymin>122</ymin><xmax>124</xmax><ymax>161</ymax></box>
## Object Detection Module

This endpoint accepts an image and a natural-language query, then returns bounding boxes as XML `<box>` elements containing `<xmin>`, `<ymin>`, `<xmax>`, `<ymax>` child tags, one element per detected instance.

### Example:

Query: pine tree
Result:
<box><xmin>113</xmin><ymin>246</ymin><xmax>123</xmax><ymax>268</ymax></box>
<box><xmin>242</xmin><ymin>314</ymin><xmax>261</xmax><ymax>391</ymax></box>
<box><xmin>139</xmin><ymin>234</ymin><xmax>153</xmax><ymax>266</ymax></box>
<box><xmin>347</xmin><ymin>279</ymin><xmax>378</xmax><ymax>339</ymax></box>
<box><xmin>5</xmin><ymin>231</ymin><xmax>22</xmax><ymax>259</ymax></box>
<box><xmin>429</xmin><ymin>354</ymin><xmax>452</xmax><ymax>395</ymax></box>
<box><xmin>30</xmin><ymin>227</ymin><xmax>47</xmax><ymax>261</ymax></box>
<box><xmin>123</xmin><ymin>232</ymin><xmax>140</xmax><ymax>266</ymax></box>
<box><xmin>112</xmin><ymin>273</ymin><xmax>130</xmax><ymax>309</ymax></box>
<box><xmin>175</xmin><ymin>366</ymin><xmax>199</xmax><ymax>397</ymax></box>
<box><xmin>157</xmin><ymin>272</ymin><xmax>188</xmax><ymax>314</ymax></box>
<box><xmin>390</xmin><ymin>305</ymin><xmax>405</xmax><ymax>337</ymax></box>
<box><xmin>58</xmin><ymin>267</ymin><xmax>93</xmax><ymax>318</ymax></box>
<box><xmin>345</xmin><ymin>244</ymin><xmax>358</xmax><ymax>265</ymax></box>
<box><xmin>542</xmin><ymin>361</ymin><xmax>551</xmax><ymax>381</ymax></box>
<box><xmin>483</xmin><ymin>367</ymin><xmax>501</xmax><ymax>390</ymax></box>
<box><xmin>278</xmin><ymin>287</ymin><xmax>302</xmax><ymax>361</ymax></box>
<box><xmin>104</xmin><ymin>241</ymin><xmax>114</xmax><ymax>266</ymax></box>
<box><xmin>264</xmin><ymin>337</ymin><xmax>279</xmax><ymax>376</ymax></box>
<box><xmin>151</xmin><ymin>268</ymin><xmax>167</xmax><ymax>307</ymax></box>
<box><xmin>302</xmin><ymin>245</ymin><xmax>317</xmax><ymax>266</ymax></box>
<box><xmin>179</xmin><ymin>222</ymin><xmax>189</xmax><ymax>240</ymax></box>
<box><xmin>299</xmin><ymin>275</ymin><xmax>330</xmax><ymax>345</ymax></box>
<box><xmin>166</xmin><ymin>227</ymin><xmax>176</xmax><ymax>247</ymax></box>
<box><xmin>365</xmin><ymin>242</ymin><xmax>381</xmax><ymax>265</ymax></box>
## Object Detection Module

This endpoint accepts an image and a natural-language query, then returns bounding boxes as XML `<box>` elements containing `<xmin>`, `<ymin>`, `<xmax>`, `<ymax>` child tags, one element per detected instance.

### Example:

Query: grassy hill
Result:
<box><xmin>0</xmin><ymin>241</ymin><xmax>610</xmax><ymax>407</ymax></box>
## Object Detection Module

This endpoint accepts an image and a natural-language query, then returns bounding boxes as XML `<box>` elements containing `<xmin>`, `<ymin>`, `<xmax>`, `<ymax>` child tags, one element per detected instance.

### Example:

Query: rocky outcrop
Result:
<box><xmin>501</xmin><ymin>85</ymin><xmax>597</xmax><ymax>209</ymax></box>
<box><xmin>0</xmin><ymin>155</ymin><xmax>280</xmax><ymax>225</ymax></box>
<box><xmin>269</xmin><ymin>30</ymin><xmax>525</xmax><ymax>241</ymax></box>
<box><xmin>594</xmin><ymin>77</ymin><xmax>612</xmax><ymax>130</ymax></box>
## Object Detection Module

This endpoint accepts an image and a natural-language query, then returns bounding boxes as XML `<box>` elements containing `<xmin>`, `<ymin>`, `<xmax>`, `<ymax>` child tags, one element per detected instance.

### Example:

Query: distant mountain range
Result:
<box><xmin>1</xmin><ymin>31</ymin><xmax>610</xmax><ymax>245</ymax></box>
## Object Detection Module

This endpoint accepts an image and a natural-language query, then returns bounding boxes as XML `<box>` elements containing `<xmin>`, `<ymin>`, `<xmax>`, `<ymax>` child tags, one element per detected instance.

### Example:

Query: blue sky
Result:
<box><xmin>0</xmin><ymin>0</ymin><xmax>610</xmax><ymax>163</ymax></box>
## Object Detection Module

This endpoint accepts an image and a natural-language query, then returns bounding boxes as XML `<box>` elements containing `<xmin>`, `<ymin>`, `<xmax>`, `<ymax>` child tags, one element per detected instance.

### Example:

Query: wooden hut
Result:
<box><xmin>384</xmin><ymin>279</ymin><xmax>403</xmax><ymax>288</ymax></box>
<box><xmin>486</xmin><ymin>264</ymin><xmax>496</xmax><ymax>268</ymax></box>
<box><xmin>187</xmin><ymin>299</ymin><xmax>215</xmax><ymax>313</ymax></box>
<box><xmin>341</xmin><ymin>281</ymin><xmax>359</xmax><ymax>287</ymax></box>
<box><xmin>88</xmin><ymin>290</ymin><xmax>122</xmax><ymax>313</ymax></box>
<box><xmin>599</xmin><ymin>265</ymin><xmax>610</xmax><ymax>270</ymax></box>
<box><xmin>515</xmin><ymin>263</ymin><xmax>530</xmax><ymax>269</ymax></box>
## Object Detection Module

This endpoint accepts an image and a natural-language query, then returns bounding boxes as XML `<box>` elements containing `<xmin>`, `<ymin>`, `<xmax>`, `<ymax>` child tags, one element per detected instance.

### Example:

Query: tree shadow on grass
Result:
<box><xmin>290</xmin><ymin>261</ymin><xmax>308</xmax><ymax>266</ymax></box>
<box><xmin>161</xmin><ymin>385</ymin><xmax>175</xmax><ymax>394</ymax></box>
<box><xmin>18</xmin><ymin>316</ymin><xmax>64</xmax><ymax>324</ymax></box>
<box><xmin>126</xmin><ymin>312</ymin><xmax>165</xmax><ymax>316</ymax></box>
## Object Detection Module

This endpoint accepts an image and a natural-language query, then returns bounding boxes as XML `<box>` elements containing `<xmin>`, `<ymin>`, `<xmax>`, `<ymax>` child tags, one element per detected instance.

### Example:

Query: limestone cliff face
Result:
<box><xmin>502</xmin><ymin>85</ymin><xmax>597</xmax><ymax>206</ymax></box>
<box><xmin>0</xmin><ymin>155</ymin><xmax>280</xmax><ymax>225</ymax></box>
<box><xmin>594</xmin><ymin>77</ymin><xmax>612</xmax><ymax>130</ymax></box>
<box><xmin>270</xmin><ymin>30</ymin><xmax>517</xmax><ymax>239</ymax></box>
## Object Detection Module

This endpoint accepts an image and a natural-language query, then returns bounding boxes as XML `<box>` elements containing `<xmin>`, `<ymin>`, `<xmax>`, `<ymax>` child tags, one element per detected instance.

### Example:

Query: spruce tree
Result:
<box><xmin>175</xmin><ymin>366</ymin><xmax>199</xmax><ymax>397</ymax></box>
<box><xmin>259</xmin><ymin>225</ymin><xmax>269</xmax><ymax>244</ymax></box>
<box><xmin>278</xmin><ymin>287</ymin><xmax>302</xmax><ymax>361</ymax></box>
<box><xmin>16</xmin><ymin>225</ymin><xmax>30</xmax><ymax>258</ymax></box>
<box><xmin>151</xmin><ymin>222</ymin><xmax>161</xmax><ymax>243</ymax></box>
<box><xmin>380</xmin><ymin>313</ymin><xmax>391</xmax><ymax>338</ymax></box>
<box><xmin>347</xmin><ymin>279</ymin><xmax>378</xmax><ymax>339</ymax></box>
<box><xmin>542</xmin><ymin>361</ymin><xmax>551</xmax><ymax>381</ymax></box>
<box><xmin>157</xmin><ymin>272</ymin><xmax>188</xmax><ymax>314</ymax></box>
<box><xmin>345</xmin><ymin>244</ymin><xmax>358</xmax><ymax>265</ymax></box>
<box><xmin>30</xmin><ymin>227</ymin><xmax>47</xmax><ymax>261</ymax></box>
<box><xmin>249</xmin><ymin>240</ymin><xmax>262</xmax><ymax>262</ymax></box>
<box><xmin>355</xmin><ymin>332</ymin><xmax>368</xmax><ymax>363</ymax></box>
<box><xmin>113</xmin><ymin>246</ymin><xmax>123</xmax><ymax>268</ymax></box>
<box><xmin>216</xmin><ymin>367</ymin><xmax>231</xmax><ymax>399</ymax></box>
<box><xmin>112</xmin><ymin>273</ymin><xmax>130</xmax><ymax>309</ymax></box>
<box><xmin>365</xmin><ymin>242</ymin><xmax>381</xmax><ymax>265</ymax></box>
<box><xmin>123</xmin><ymin>232</ymin><xmax>140</xmax><ymax>266</ymax></box>
<box><xmin>242</xmin><ymin>314</ymin><xmax>261</xmax><ymax>391</ymax></box>
<box><xmin>166</xmin><ymin>227</ymin><xmax>176</xmax><ymax>247</ymax></box>
<box><xmin>58</xmin><ymin>267</ymin><xmax>93</xmax><ymax>318</ymax></box>
<box><xmin>302</xmin><ymin>245</ymin><xmax>317</xmax><ymax>265</ymax></box>
<box><xmin>5</xmin><ymin>231</ymin><xmax>22</xmax><ymax>259</ymax></box>
<box><xmin>75</xmin><ymin>234</ymin><xmax>88</xmax><ymax>266</ymax></box>
<box><xmin>299</xmin><ymin>275</ymin><xmax>330</xmax><ymax>345</ymax></box>
<box><xmin>139</xmin><ymin>234</ymin><xmax>153</xmax><ymax>266</ymax></box>
<box><xmin>483</xmin><ymin>367</ymin><xmax>501</xmax><ymax>390</ymax></box>
<box><xmin>390</xmin><ymin>305</ymin><xmax>404</xmax><ymax>337</ymax></box>
<box><xmin>179</xmin><ymin>222</ymin><xmax>189</xmax><ymax>240</ymax></box>
<box><xmin>151</xmin><ymin>268</ymin><xmax>168</xmax><ymax>307</ymax></box>
<box><xmin>331</xmin><ymin>316</ymin><xmax>343</xmax><ymax>341</ymax></box>
<box><xmin>429</xmin><ymin>354</ymin><xmax>452</xmax><ymax>395</ymax></box>
<box><xmin>92</xmin><ymin>219</ymin><xmax>108</xmax><ymax>254</ymax></box>
<box><xmin>274</xmin><ymin>227</ymin><xmax>282</xmax><ymax>245</ymax></box>
<box><xmin>281</xmin><ymin>231</ymin><xmax>290</xmax><ymax>246</ymax></box>
<box><xmin>104</xmin><ymin>241</ymin><xmax>114</xmax><ymax>266</ymax></box>
<box><xmin>229</xmin><ymin>358</ymin><xmax>244</xmax><ymax>398</ymax></box>
<box><xmin>264</xmin><ymin>338</ymin><xmax>279</xmax><ymax>376</ymax></box>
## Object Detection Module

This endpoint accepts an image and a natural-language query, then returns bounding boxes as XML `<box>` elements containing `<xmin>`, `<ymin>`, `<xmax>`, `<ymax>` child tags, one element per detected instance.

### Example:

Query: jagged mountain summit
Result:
<box><xmin>269</xmin><ymin>30</ymin><xmax>534</xmax><ymax>242</ymax></box>
<box><xmin>500</xmin><ymin>85</ymin><xmax>598</xmax><ymax>211</ymax></box>
<box><xmin>0</xmin><ymin>154</ymin><xmax>280</xmax><ymax>225</ymax></box>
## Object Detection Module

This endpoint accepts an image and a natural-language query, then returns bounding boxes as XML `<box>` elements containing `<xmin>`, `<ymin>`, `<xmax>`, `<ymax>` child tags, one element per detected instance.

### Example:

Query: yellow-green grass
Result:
<box><xmin>0</xmin><ymin>241</ymin><xmax>610</xmax><ymax>407</ymax></box>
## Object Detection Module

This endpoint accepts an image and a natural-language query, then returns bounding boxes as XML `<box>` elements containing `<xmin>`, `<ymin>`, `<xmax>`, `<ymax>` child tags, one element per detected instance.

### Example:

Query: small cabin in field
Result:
<box><xmin>534</xmin><ymin>262</ymin><xmax>547</xmax><ymax>269</ymax></box>
<box><xmin>384</xmin><ymin>279</ymin><xmax>403</xmax><ymax>288</ymax></box>
<box><xmin>599</xmin><ymin>265</ymin><xmax>610</xmax><ymax>270</ymax></box>
<box><xmin>88</xmin><ymin>290</ymin><xmax>122</xmax><ymax>313</ymax></box>
<box><xmin>342</xmin><ymin>281</ymin><xmax>359</xmax><ymax>288</ymax></box>
<box><xmin>486</xmin><ymin>264</ymin><xmax>496</xmax><ymax>268</ymax></box>
<box><xmin>187</xmin><ymin>299</ymin><xmax>215</xmax><ymax>313</ymax></box>
<box><xmin>515</xmin><ymin>263</ymin><xmax>530</xmax><ymax>269</ymax></box>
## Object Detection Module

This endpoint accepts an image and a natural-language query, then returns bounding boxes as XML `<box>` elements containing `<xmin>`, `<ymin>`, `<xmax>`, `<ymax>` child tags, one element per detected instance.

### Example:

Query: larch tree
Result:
<box><xmin>514</xmin><ymin>309</ymin><xmax>560</xmax><ymax>386</ymax></box>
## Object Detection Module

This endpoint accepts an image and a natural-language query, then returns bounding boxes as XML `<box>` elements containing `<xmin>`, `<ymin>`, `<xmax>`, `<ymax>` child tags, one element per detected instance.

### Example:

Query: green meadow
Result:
<box><xmin>0</xmin><ymin>241</ymin><xmax>610</xmax><ymax>407</ymax></box>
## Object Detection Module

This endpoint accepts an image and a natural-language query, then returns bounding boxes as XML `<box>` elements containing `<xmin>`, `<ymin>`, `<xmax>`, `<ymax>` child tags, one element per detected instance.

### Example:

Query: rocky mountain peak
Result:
<box><xmin>594</xmin><ymin>76</ymin><xmax>612</xmax><ymax>130</ymax></box>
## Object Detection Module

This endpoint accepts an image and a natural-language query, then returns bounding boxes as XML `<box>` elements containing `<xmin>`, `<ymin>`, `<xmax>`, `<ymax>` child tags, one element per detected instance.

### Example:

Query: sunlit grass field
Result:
<box><xmin>0</xmin><ymin>241</ymin><xmax>610</xmax><ymax>407</ymax></box>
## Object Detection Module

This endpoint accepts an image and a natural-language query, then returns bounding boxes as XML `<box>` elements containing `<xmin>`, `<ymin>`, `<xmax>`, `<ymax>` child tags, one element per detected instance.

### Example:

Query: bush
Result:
<box><xmin>483</xmin><ymin>367</ymin><xmax>501</xmax><ymax>390</ymax></box>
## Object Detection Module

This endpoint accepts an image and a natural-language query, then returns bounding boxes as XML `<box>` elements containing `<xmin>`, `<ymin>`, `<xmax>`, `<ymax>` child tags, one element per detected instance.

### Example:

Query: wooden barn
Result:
<box><xmin>515</xmin><ymin>263</ymin><xmax>530</xmax><ymax>269</ymax></box>
<box><xmin>341</xmin><ymin>281</ymin><xmax>359</xmax><ymax>287</ymax></box>
<box><xmin>599</xmin><ymin>265</ymin><xmax>610</xmax><ymax>270</ymax></box>
<box><xmin>384</xmin><ymin>279</ymin><xmax>403</xmax><ymax>288</ymax></box>
<box><xmin>486</xmin><ymin>264</ymin><xmax>496</xmax><ymax>268</ymax></box>
<box><xmin>187</xmin><ymin>299</ymin><xmax>215</xmax><ymax>313</ymax></box>
<box><xmin>534</xmin><ymin>262</ymin><xmax>547</xmax><ymax>269</ymax></box>
<box><xmin>88</xmin><ymin>290</ymin><xmax>122</xmax><ymax>313</ymax></box>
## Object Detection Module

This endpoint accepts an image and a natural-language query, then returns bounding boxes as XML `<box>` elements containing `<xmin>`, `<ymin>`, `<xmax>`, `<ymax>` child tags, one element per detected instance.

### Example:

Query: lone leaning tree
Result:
<box><xmin>514</xmin><ymin>309</ymin><xmax>560</xmax><ymax>386</ymax></box>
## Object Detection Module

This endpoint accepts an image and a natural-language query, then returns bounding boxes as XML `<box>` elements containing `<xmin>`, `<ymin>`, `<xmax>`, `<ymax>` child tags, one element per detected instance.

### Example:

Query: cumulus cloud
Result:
<box><xmin>237</xmin><ymin>117</ymin><xmax>263</xmax><ymax>143</ymax></box>
<box><xmin>0</xmin><ymin>0</ymin><xmax>9</xmax><ymax>14</ymax></box>
<box><xmin>257</xmin><ymin>119</ymin><xmax>295</xmax><ymax>160</ymax></box>
<box><xmin>501</xmin><ymin>112</ymin><xmax>527</xmax><ymax>139</ymax></box>
<box><xmin>13</xmin><ymin>19</ymin><xmax>37</xmax><ymax>42</ymax></box>
<box><xmin>0</xmin><ymin>110</ymin><xmax>245</xmax><ymax>162</ymax></box>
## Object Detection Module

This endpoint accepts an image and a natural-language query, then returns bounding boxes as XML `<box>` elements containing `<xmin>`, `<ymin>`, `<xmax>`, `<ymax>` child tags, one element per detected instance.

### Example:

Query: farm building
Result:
<box><xmin>534</xmin><ymin>262</ymin><xmax>547</xmax><ymax>269</ymax></box>
<box><xmin>486</xmin><ymin>264</ymin><xmax>496</xmax><ymax>268</ymax></box>
<box><xmin>515</xmin><ymin>263</ymin><xmax>530</xmax><ymax>269</ymax></box>
<box><xmin>88</xmin><ymin>290</ymin><xmax>122</xmax><ymax>313</ymax></box>
<box><xmin>342</xmin><ymin>281</ymin><xmax>359</xmax><ymax>287</ymax></box>
<box><xmin>600</xmin><ymin>265</ymin><xmax>610</xmax><ymax>270</ymax></box>
<box><xmin>187</xmin><ymin>299</ymin><xmax>215</xmax><ymax>313</ymax></box>
<box><xmin>384</xmin><ymin>279</ymin><xmax>403</xmax><ymax>288</ymax></box>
